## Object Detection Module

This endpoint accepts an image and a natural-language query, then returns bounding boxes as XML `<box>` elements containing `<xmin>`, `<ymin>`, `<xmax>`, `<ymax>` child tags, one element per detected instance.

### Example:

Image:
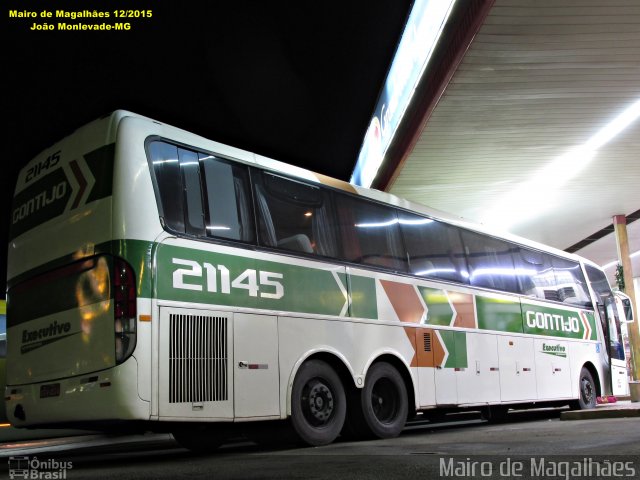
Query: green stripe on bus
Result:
<box><xmin>439</xmin><ymin>330</ymin><xmax>467</xmax><ymax>369</ymax></box>
<box><xmin>521</xmin><ymin>302</ymin><xmax>593</xmax><ymax>340</ymax></box>
<box><xmin>476</xmin><ymin>296</ymin><xmax>523</xmax><ymax>334</ymax></box>
<box><xmin>349</xmin><ymin>275</ymin><xmax>377</xmax><ymax>319</ymax></box>
<box><xmin>454</xmin><ymin>331</ymin><xmax>468</xmax><ymax>369</ymax></box>
<box><xmin>586</xmin><ymin>312</ymin><xmax>597</xmax><ymax>341</ymax></box>
<box><xmin>418</xmin><ymin>287</ymin><xmax>453</xmax><ymax>326</ymax></box>
<box><xmin>111</xmin><ymin>239</ymin><xmax>154</xmax><ymax>299</ymax></box>
<box><xmin>8</xmin><ymin>240</ymin><xmax>154</xmax><ymax>326</ymax></box>
<box><xmin>156</xmin><ymin>244</ymin><xmax>348</xmax><ymax>317</ymax></box>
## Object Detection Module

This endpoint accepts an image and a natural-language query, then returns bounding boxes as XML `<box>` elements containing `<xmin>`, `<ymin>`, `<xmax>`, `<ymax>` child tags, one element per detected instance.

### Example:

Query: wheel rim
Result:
<box><xmin>580</xmin><ymin>376</ymin><xmax>594</xmax><ymax>405</ymax></box>
<box><xmin>371</xmin><ymin>378</ymin><xmax>399</xmax><ymax>424</ymax></box>
<box><xmin>301</xmin><ymin>378</ymin><xmax>335</xmax><ymax>426</ymax></box>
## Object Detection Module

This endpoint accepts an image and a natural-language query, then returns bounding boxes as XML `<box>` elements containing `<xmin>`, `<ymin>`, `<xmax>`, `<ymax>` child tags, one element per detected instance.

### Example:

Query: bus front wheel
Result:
<box><xmin>291</xmin><ymin>359</ymin><xmax>346</xmax><ymax>446</ymax></box>
<box><xmin>359</xmin><ymin>362</ymin><xmax>408</xmax><ymax>439</ymax></box>
<box><xmin>576</xmin><ymin>367</ymin><xmax>597</xmax><ymax>409</ymax></box>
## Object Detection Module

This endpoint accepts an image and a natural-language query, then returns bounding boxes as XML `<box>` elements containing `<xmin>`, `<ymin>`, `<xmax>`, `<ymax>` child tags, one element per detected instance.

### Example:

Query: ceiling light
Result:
<box><xmin>483</xmin><ymin>98</ymin><xmax>640</xmax><ymax>230</ymax></box>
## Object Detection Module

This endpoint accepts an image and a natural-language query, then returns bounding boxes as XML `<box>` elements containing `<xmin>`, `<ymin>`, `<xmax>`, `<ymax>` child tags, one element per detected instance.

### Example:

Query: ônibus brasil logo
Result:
<box><xmin>8</xmin><ymin>456</ymin><xmax>72</xmax><ymax>479</ymax></box>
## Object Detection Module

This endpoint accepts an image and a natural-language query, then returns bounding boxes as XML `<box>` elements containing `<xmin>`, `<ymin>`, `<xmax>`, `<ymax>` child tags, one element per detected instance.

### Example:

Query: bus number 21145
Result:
<box><xmin>172</xmin><ymin>258</ymin><xmax>284</xmax><ymax>299</ymax></box>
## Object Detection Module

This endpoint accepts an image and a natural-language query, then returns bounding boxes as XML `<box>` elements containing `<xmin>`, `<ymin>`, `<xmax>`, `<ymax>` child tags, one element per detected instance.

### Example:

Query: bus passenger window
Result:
<box><xmin>148</xmin><ymin>141</ymin><xmax>185</xmax><ymax>233</ymax></box>
<box><xmin>513</xmin><ymin>248</ymin><xmax>555</xmax><ymax>300</ymax></box>
<box><xmin>551</xmin><ymin>257</ymin><xmax>591</xmax><ymax>307</ymax></box>
<box><xmin>399</xmin><ymin>213</ymin><xmax>467</xmax><ymax>283</ymax></box>
<box><xmin>200</xmin><ymin>155</ymin><xmax>255</xmax><ymax>243</ymax></box>
<box><xmin>178</xmin><ymin>148</ymin><xmax>205</xmax><ymax>236</ymax></box>
<box><xmin>254</xmin><ymin>173</ymin><xmax>338</xmax><ymax>257</ymax></box>
<box><xmin>461</xmin><ymin>230</ymin><xmax>520</xmax><ymax>294</ymax></box>
<box><xmin>336</xmin><ymin>196</ymin><xmax>406</xmax><ymax>271</ymax></box>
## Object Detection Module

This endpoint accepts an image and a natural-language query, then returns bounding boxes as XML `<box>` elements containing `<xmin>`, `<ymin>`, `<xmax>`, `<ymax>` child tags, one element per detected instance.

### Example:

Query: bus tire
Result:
<box><xmin>359</xmin><ymin>362</ymin><xmax>408</xmax><ymax>439</ymax></box>
<box><xmin>291</xmin><ymin>359</ymin><xmax>346</xmax><ymax>446</ymax></box>
<box><xmin>576</xmin><ymin>367</ymin><xmax>597</xmax><ymax>409</ymax></box>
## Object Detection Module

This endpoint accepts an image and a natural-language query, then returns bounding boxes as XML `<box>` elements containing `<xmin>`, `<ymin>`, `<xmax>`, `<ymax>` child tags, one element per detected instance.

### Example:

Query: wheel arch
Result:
<box><xmin>581</xmin><ymin>361</ymin><xmax>602</xmax><ymax>397</ymax></box>
<box><xmin>286</xmin><ymin>348</ymin><xmax>357</xmax><ymax>416</ymax></box>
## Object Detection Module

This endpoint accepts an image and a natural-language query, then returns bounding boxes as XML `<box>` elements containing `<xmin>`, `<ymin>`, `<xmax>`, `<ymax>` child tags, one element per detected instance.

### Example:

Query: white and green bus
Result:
<box><xmin>5</xmin><ymin>111</ymin><xmax>629</xmax><ymax>449</ymax></box>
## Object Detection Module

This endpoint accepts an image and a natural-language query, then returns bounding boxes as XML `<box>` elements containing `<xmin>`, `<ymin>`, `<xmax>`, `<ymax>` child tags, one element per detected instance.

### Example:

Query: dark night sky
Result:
<box><xmin>2</xmin><ymin>1</ymin><xmax>412</xmax><ymax>295</ymax></box>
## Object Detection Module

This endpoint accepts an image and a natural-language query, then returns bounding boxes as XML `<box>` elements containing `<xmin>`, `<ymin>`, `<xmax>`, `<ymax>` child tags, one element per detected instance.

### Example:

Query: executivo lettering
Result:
<box><xmin>21</xmin><ymin>321</ymin><xmax>78</xmax><ymax>354</ymax></box>
<box><xmin>541</xmin><ymin>343</ymin><xmax>567</xmax><ymax>358</ymax></box>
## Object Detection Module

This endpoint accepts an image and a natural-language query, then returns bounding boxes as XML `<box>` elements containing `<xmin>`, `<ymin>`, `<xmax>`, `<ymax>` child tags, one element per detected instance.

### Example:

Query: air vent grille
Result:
<box><xmin>423</xmin><ymin>332</ymin><xmax>432</xmax><ymax>352</ymax></box>
<box><xmin>169</xmin><ymin>314</ymin><xmax>228</xmax><ymax>403</ymax></box>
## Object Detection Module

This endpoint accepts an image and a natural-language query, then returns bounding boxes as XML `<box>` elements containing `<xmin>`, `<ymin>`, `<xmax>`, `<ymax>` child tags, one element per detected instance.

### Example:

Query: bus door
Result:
<box><xmin>615</xmin><ymin>292</ymin><xmax>634</xmax><ymax>389</ymax></box>
<box><xmin>601</xmin><ymin>295</ymin><xmax>627</xmax><ymax>396</ymax></box>
<box><xmin>585</xmin><ymin>265</ymin><xmax>625</xmax><ymax>397</ymax></box>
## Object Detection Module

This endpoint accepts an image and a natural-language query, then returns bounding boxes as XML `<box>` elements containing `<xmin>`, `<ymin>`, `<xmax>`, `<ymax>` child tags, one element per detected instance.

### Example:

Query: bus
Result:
<box><xmin>5</xmin><ymin>111</ymin><xmax>629</xmax><ymax>449</ymax></box>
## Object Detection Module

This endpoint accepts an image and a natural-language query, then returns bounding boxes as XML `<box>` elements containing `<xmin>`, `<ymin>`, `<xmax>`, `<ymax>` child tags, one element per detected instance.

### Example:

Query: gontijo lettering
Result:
<box><xmin>525</xmin><ymin>310</ymin><xmax>580</xmax><ymax>333</ymax></box>
<box><xmin>12</xmin><ymin>182</ymin><xmax>67</xmax><ymax>224</ymax></box>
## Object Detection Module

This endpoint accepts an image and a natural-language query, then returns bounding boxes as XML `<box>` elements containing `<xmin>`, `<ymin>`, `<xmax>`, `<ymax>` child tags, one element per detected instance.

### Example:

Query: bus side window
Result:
<box><xmin>513</xmin><ymin>247</ymin><xmax>554</xmax><ymax>301</ymax></box>
<box><xmin>254</xmin><ymin>173</ymin><xmax>338</xmax><ymax>257</ymax></box>
<box><xmin>399</xmin><ymin>213</ymin><xmax>467</xmax><ymax>283</ymax></box>
<box><xmin>551</xmin><ymin>256</ymin><xmax>591</xmax><ymax>307</ymax></box>
<box><xmin>147</xmin><ymin>141</ymin><xmax>186</xmax><ymax>233</ymax></box>
<box><xmin>605</xmin><ymin>299</ymin><xmax>625</xmax><ymax>360</ymax></box>
<box><xmin>178</xmin><ymin>148</ymin><xmax>205</xmax><ymax>236</ymax></box>
<box><xmin>335</xmin><ymin>195</ymin><xmax>406</xmax><ymax>272</ymax></box>
<box><xmin>200</xmin><ymin>154</ymin><xmax>255</xmax><ymax>243</ymax></box>
<box><xmin>460</xmin><ymin>230</ymin><xmax>520</xmax><ymax>294</ymax></box>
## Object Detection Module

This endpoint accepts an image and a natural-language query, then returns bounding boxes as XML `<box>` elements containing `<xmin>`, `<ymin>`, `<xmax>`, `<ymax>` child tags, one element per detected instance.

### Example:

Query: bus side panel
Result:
<box><xmin>277</xmin><ymin>316</ymin><xmax>417</xmax><ymax>416</ymax></box>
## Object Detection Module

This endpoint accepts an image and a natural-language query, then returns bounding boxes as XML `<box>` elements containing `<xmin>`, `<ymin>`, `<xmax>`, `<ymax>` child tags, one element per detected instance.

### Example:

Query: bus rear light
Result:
<box><xmin>114</xmin><ymin>258</ymin><xmax>137</xmax><ymax>364</ymax></box>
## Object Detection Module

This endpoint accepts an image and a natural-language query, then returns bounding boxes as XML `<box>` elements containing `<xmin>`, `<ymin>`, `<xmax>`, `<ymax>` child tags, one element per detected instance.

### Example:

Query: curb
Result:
<box><xmin>561</xmin><ymin>407</ymin><xmax>640</xmax><ymax>421</ymax></box>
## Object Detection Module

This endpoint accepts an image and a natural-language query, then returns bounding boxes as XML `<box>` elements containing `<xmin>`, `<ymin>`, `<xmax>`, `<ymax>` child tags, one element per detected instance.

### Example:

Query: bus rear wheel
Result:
<box><xmin>291</xmin><ymin>359</ymin><xmax>346</xmax><ymax>446</ymax></box>
<box><xmin>575</xmin><ymin>367</ymin><xmax>597</xmax><ymax>410</ymax></box>
<box><xmin>359</xmin><ymin>362</ymin><xmax>408</xmax><ymax>439</ymax></box>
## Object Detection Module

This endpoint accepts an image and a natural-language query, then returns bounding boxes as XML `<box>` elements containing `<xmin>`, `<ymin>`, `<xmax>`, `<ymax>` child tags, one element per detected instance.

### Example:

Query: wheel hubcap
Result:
<box><xmin>371</xmin><ymin>378</ymin><xmax>398</xmax><ymax>423</ymax></box>
<box><xmin>302</xmin><ymin>379</ymin><xmax>334</xmax><ymax>426</ymax></box>
<box><xmin>581</xmin><ymin>377</ymin><xmax>594</xmax><ymax>405</ymax></box>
